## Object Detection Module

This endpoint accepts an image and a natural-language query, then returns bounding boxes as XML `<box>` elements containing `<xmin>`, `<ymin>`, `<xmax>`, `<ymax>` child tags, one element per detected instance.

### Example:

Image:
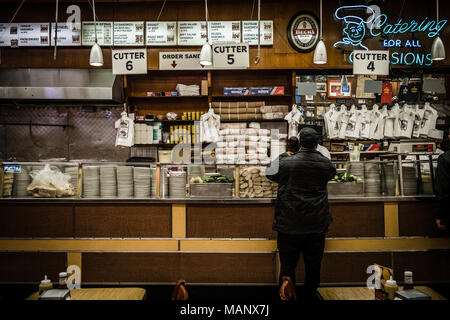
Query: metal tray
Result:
<box><xmin>190</xmin><ymin>183</ymin><xmax>233</xmax><ymax>198</ymax></box>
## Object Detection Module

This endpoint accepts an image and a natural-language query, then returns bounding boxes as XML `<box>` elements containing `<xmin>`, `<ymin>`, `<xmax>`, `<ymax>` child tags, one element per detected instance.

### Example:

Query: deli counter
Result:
<box><xmin>0</xmin><ymin>159</ymin><xmax>448</xmax><ymax>286</ymax></box>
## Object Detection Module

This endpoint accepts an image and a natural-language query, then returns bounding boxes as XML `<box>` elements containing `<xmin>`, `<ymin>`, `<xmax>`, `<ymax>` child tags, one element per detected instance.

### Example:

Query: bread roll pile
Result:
<box><xmin>239</xmin><ymin>167</ymin><xmax>277</xmax><ymax>198</ymax></box>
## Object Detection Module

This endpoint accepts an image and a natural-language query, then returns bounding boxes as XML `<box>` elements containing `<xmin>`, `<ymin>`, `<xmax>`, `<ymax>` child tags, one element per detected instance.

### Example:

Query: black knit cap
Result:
<box><xmin>299</xmin><ymin>127</ymin><xmax>319</xmax><ymax>149</ymax></box>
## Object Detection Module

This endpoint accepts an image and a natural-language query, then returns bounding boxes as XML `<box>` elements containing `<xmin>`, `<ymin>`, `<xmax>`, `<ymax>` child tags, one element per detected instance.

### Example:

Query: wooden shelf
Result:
<box><xmin>220</xmin><ymin>119</ymin><xmax>286</xmax><ymax>123</ymax></box>
<box><xmin>129</xmin><ymin>96</ymin><xmax>207</xmax><ymax>99</ymax></box>
<box><xmin>212</xmin><ymin>95</ymin><xmax>291</xmax><ymax>99</ymax></box>
<box><xmin>330</xmin><ymin>151</ymin><xmax>394</xmax><ymax>155</ymax></box>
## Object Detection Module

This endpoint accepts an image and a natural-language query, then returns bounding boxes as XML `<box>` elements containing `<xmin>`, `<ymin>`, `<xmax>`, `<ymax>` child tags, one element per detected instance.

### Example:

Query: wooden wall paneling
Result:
<box><xmin>179</xmin><ymin>253</ymin><xmax>277</xmax><ymax>284</ymax></box>
<box><xmin>74</xmin><ymin>204</ymin><xmax>172</xmax><ymax>238</ymax></box>
<box><xmin>82</xmin><ymin>253</ymin><xmax>180</xmax><ymax>283</ymax></box>
<box><xmin>0</xmin><ymin>252</ymin><xmax>66</xmax><ymax>283</ymax></box>
<box><xmin>0</xmin><ymin>204</ymin><xmax>74</xmax><ymax>238</ymax></box>
<box><xmin>186</xmin><ymin>204</ymin><xmax>276</xmax><ymax>238</ymax></box>
<box><xmin>393</xmin><ymin>250</ymin><xmax>450</xmax><ymax>283</ymax></box>
<box><xmin>1</xmin><ymin>1</ymin><xmax>449</xmax><ymax>69</ymax></box>
<box><xmin>295</xmin><ymin>252</ymin><xmax>392</xmax><ymax>284</ymax></box>
<box><xmin>398</xmin><ymin>202</ymin><xmax>443</xmax><ymax>237</ymax></box>
<box><xmin>384</xmin><ymin>202</ymin><xmax>399</xmax><ymax>237</ymax></box>
<box><xmin>328</xmin><ymin>203</ymin><xmax>385</xmax><ymax>237</ymax></box>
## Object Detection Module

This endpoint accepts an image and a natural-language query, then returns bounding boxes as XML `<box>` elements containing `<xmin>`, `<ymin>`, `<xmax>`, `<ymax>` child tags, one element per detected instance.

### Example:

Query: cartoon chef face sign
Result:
<box><xmin>334</xmin><ymin>5</ymin><xmax>375</xmax><ymax>50</ymax></box>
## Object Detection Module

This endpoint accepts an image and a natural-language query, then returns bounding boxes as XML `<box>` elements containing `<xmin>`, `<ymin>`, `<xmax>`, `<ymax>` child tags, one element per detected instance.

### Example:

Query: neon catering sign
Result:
<box><xmin>333</xmin><ymin>5</ymin><xmax>448</xmax><ymax>66</ymax></box>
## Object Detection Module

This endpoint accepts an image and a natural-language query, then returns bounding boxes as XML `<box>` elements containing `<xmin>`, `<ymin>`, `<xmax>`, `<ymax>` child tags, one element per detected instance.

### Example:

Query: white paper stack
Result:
<box><xmin>176</xmin><ymin>84</ymin><xmax>200</xmax><ymax>96</ymax></box>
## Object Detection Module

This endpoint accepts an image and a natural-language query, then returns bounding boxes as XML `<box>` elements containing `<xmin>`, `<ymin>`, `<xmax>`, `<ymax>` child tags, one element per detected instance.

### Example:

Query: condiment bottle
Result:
<box><xmin>385</xmin><ymin>276</ymin><xmax>399</xmax><ymax>300</ymax></box>
<box><xmin>39</xmin><ymin>275</ymin><xmax>53</xmax><ymax>295</ymax></box>
<box><xmin>58</xmin><ymin>272</ymin><xmax>68</xmax><ymax>289</ymax></box>
<box><xmin>403</xmin><ymin>271</ymin><xmax>414</xmax><ymax>290</ymax></box>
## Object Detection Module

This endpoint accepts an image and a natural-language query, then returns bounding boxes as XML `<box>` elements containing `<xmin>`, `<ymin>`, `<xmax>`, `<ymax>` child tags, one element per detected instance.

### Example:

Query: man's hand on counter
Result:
<box><xmin>436</xmin><ymin>219</ymin><xmax>447</xmax><ymax>231</ymax></box>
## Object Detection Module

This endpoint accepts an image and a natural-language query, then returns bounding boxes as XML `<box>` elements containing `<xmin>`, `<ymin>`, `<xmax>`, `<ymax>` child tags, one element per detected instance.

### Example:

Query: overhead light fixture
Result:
<box><xmin>313</xmin><ymin>0</ymin><xmax>327</xmax><ymax>64</ymax></box>
<box><xmin>89</xmin><ymin>0</ymin><xmax>103</xmax><ymax>67</ymax></box>
<box><xmin>200</xmin><ymin>0</ymin><xmax>212</xmax><ymax>66</ymax></box>
<box><xmin>431</xmin><ymin>0</ymin><xmax>446</xmax><ymax>61</ymax></box>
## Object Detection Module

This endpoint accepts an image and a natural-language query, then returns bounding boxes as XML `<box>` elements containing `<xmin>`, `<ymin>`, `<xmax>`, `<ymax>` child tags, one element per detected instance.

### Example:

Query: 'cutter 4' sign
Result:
<box><xmin>334</xmin><ymin>5</ymin><xmax>448</xmax><ymax>66</ymax></box>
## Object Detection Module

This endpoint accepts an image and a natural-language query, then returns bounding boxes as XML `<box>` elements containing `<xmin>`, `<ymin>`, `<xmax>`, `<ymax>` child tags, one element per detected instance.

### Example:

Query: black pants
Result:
<box><xmin>277</xmin><ymin>232</ymin><xmax>326</xmax><ymax>299</ymax></box>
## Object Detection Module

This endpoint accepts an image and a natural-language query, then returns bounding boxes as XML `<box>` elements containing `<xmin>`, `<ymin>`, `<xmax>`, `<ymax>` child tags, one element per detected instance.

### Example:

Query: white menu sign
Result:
<box><xmin>146</xmin><ymin>22</ymin><xmax>177</xmax><ymax>46</ymax></box>
<box><xmin>0</xmin><ymin>23</ymin><xmax>19</xmax><ymax>47</ymax></box>
<box><xmin>242</xmin><ymin>20</ymin><xmax>273</xmax><ymax>45</ymax></box>
<box><xmin>178</xmin><ymin>21</ymin><xmax>207</xmax><ymax>46</ymax></box>
<box><xmin>51</xmin><ymin>23</ymin><xmax>81</xmax><ymax>46</ymax></box>
<box><xmin>113</xmin><ymin>21</ymin><xmax>144</xmax><ymax>46</ymax></box>
<box><xmin>159</xmin><ymin>51</ymin><xmax>212</xmax><ymax>70</ymax></box>
<box><xmin>82</xmin><ymin>22</ymin><xmax>113</xmax><ymax>46</ymax></box>
<box><xmin>19</xmin><ymin>23</ymin><xmax>50</xmax><ymax>47</ymax></box>
<box><xmin>208</xmin><ymin>21</ymin><xmax>241</xmax><ymax>44</ymax></box>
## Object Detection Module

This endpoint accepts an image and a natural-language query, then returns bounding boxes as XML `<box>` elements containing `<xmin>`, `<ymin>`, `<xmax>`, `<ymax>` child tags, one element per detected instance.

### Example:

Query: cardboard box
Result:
<box><xmin>223</xmin><ymin>87</ymin><xmax>250</xmax><ymax>96</ymax></box>
<box><xmin>250</xmin><ymin>86</ymin><xmax>285</xmax><ymax>95</ymax></box>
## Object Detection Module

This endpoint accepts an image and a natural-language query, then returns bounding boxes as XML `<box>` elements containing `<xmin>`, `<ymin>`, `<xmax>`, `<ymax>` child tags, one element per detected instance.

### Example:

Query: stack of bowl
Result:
<box><xmin>116</xmin><ymin>166</ymin><xmax>134</xmax><ymax>198</ymax></box>
<box><xmin>65</xmin><ymin>166</ymin><xmax>79</xmax><ymax>196</ymax></box>
<box><xmin>83</xmin><ymin>166</ymin><xmax>100</xmax><ymax>198</ymax></box>
<box><xmin>169</xmin><ymin>172</ymin><xmax>186</xmax><ymax>198</ymax></box>
<box><xmin>134</xmin><ymin>167</ymin><xmax>151</xmax><ymax>198</ymax></box>
<box><xmin>364</xmin><ymin>162</ymin><xmax>381</xmax><ymax>197</ymax></box>
<box><xmin>13</xmin><ymin>168</ymin><xmax>30</xmax><ymax>197</ymax></box>
<box><xmin>100</xmin><ymin>165</ymin><xmax>117</xmax><ymax>198</ymax></box>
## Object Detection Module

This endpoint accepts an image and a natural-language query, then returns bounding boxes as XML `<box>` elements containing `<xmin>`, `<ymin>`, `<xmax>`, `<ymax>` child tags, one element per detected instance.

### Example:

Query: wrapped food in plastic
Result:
<box><xmin>27</xmin><ymin>164</ymin><xmax>74</xmax><ymax>198</ymax></box>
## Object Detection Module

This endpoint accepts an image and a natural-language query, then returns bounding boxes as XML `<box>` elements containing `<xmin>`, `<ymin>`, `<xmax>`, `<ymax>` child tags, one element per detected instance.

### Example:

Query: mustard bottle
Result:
<box><xmin>39</xmin><ymin>275</ymin><xmax>53</xmax><ymax>295</ymax></box>
<box><xmin>384</xmin><ymin>276</ymin><xmax>398</xmax><ymax>300</ymax></box>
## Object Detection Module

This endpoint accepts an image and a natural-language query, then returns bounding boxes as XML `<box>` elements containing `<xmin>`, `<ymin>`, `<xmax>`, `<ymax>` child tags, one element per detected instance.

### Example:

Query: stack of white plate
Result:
<box><xmin>364</xmin><ymin>162</ymin><xmax>381</xmax><ymax>196</ymax></box>
<box><xmin>100</xmin><ymin>166</ymin><xmax>117</xmax><ymax>198</ymax></box>
<box><xmin>13</xmin><ymin>169</ymin><xmax>30</xmax><ymax>197</ymax></box>
<box><xmin>382</xmin><ymin>164</ymin><xmax>396</xmax><ymax>196</ymax></box>
<box><xmin>117</xmin><ymin>166</ymin><xmax>134</xmax><ymax>198</ymax></box>
<box><xmin>402</xmin><ymin>166</ymin><xmax>418</xmax><ymax>195</ymax></box>
<box><xmin>169</xmin><ymin>172</ymin><xmax>186</xmax><ymax>198</ymax></box>
<box><xmin>347</xmin><ymin>162</ymin><xmax>365</xmax><ymax>181</ymax></box>
<box><xmin>151</xmin><ymin>168</ymin><xmax>169</xmax><ymax>198</ymax></box>
<box><xmin>65</xmin><ymin>166</ymin><xmax>79</xmax><ymax>195</ymax></box>
<box><xmin>134</xmin><ymin>167</ymin><xmax>151</xmax><ymax>198</ymax></box>
<box><xmin>83</xmin><ymin>166</ymin><xmax>100</xmax><ymax>198</ymax></box>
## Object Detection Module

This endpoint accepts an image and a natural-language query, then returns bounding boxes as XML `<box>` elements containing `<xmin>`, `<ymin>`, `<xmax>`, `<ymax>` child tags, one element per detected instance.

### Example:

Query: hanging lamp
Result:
<box><xmin>431</xmin><ymin>0</ymin><xmax>446</xmax><ymax>61</ymax></box>
<box><xmin>89</xmin><ymin>0</ymin><xmax>103</xmax><ymax>66</ymax></box>
<box><xmin>200</xmin><ymin>0</ymin><xmax>212</xmax><ymax>66</ymax></box>
<box><xmin>313</xmin><ymin>0</ymin><xmax>327</xmax><ymax>64</ymax></box>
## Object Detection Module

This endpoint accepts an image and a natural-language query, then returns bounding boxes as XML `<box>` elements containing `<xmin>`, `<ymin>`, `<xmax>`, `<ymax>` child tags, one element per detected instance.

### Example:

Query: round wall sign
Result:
<box><xmin>287</xmin><ymin>11</ymin><xmax>320</xmax><ymax>53</ymax></box>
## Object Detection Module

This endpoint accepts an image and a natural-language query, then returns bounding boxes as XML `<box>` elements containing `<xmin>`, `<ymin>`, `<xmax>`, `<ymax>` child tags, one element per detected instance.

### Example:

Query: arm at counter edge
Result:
<box><xmin>265</xmin><ymin>153</ymin><xmax>289</xmax><ymax>183</ymax></box>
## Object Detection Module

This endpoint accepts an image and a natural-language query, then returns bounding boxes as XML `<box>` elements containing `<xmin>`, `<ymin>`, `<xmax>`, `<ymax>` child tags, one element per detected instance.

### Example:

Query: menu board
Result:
<box><xmin>113</xmin><ymin>21</ymin><xmax>144</xmax><ymax>46</ymax></box>
<box><xmin>208</xmin><ymin>21</ymin><xmax>241</xmax><ymax>44</ymax></box>
<box><xmin>0</xmin><ymin>23</ymin><xmax>19</xmax><ymax>47</ymax></box>
<box><xmin>51</xmin><ymin>23</ymin><xmax>81</xmax><ymax>46</ymax></box>
<box><xmin>18</xmin><ymin>23</ymin><xmax>50</xmax><ymax>46</ymax></box>
<box><xmin>177</xmin><ymin>21</ymin><xmax>207</xmax><ymax>46</ymax></box>
<box><xmin>82</xmin><ymin>21</ymin><xmax>113</xmax><ymax>46</ymax></box>
<box><xmin>242</xmin><ymin>20</ymin><xmax>273</xmax><ymax>45</ymax></box>
<box><xmin>146</xmin><ymin>22</ymin><xmax>177</xmax><ymax>46</ymax></box>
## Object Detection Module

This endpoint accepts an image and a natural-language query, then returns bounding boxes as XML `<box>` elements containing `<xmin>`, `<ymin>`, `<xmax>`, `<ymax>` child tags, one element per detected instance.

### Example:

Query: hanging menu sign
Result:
<box><xmin>82</xmin><ymin>21</ymin><xmax>113</xmax><ymax>46</ymax></box>
<box><xmin>159</xmin><ymin>51</ymin><xmax>213</xmax><ymax>70</ymax></box>
<box><xmin>146</xmin><ymin>22</ymin><xmax>177</xmax><ymax>46</ymax></box>
<box><xmin>19</xmin><ymin>23</ymin><xmax>49</xmax><ymax>47</ymax></box>
<box><xmin>0</xmin><ymin>23</ymin><xmax>19</xmax><ymax>47</ymax></box>
<box><xmin>113</xmin><ymin>21</ymin><xmax>144</xmax><ymax>46</ymax></box>
<box><xmin>242</xmin><ymin>20</ymin><xmax>273</xmax><ymax>45</ymax></box>
<box><xmin>177</xmin><ymin>21</ymin><xmax>207</xmax><ymax>46</ymax></box>
<box><xmin>51</xmin><ymin>23</ymin><xmax>81</xmax><ymax>46</ymax></box>
<box><xmin>208</xmin><ymin>21</ymin><xmax>241</xmax><ymax>44</ymax></box>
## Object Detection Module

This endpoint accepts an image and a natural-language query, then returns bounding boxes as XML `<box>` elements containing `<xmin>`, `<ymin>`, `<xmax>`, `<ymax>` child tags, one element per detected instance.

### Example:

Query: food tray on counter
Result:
<box><xmin>190</xmin><ymin>183</ymin><xmax>233</xmax><ymax>198</ymax></box>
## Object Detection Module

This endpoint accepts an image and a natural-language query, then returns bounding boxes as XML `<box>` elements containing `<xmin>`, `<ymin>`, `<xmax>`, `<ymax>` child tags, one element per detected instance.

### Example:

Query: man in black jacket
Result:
<box><xmin>266</xmin><ymin>127</ymin><xmax>336</xmax><ymax>300</ymax></box>
<box><xmin>434</xmin><ymin>131</ymin><xmax>450</xmax><ymax>231</ymax></box>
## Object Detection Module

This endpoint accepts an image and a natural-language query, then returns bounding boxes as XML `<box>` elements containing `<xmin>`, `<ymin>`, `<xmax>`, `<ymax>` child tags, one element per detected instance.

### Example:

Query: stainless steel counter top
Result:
<box><xmin>0</xmin><ymin>195</ymin><xmax>434</xmax><ymax>204</ymax></box>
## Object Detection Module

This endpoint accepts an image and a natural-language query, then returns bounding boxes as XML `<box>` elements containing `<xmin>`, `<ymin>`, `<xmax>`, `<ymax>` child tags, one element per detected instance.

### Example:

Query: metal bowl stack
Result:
<box><xmin>116</xmin><ymin>166</ymin><xmax>134</xmax><ymax>198</ymax></box>
<box><xmin>133</xmin><ymin>167</ymin><xmax>151</xmax><ymax>198</ymax></box>
<box><xmin>402</xmin><ymin>166</ymin><xmax>418</xmax><ymax>196</ymax></box>
<box><xmin>169</xmin><ymin>172</ymin><xmax>186</xmax><ymax>198</ymax></box>
<box><xmin>13</xmin><ymin>168</ymin><xmax>30</xmax><ymax>197</ymax></box>
<box><xmin>381</xmin><ymin>163</ymin><xmax>397</xmax><ymax>196</ymax></box>
<box><xmin>364</xmin><ymin>162</ymin><xmax>381</xmax><ymax>197</ymax></box>
<box><xmin>100</xmin><ymin>165</ymin><xmax>117</xmax><ymax>198</ymax></box>
<box><xmin>188</xmin><ymin>165</ymin><xmax>205</xmax><ymax>182</ymax></box>
<box><xmin>83</xmin><ymin>166</ymin><xmax>100</xmax><ymax>198</ymax></box>
<box><xmin>347</xmin><ymin>162</ymin><xmax>365</xmax><ymax>182</ymax></box>
<box><xmin>65</xmin><ymin>166</ymin><xmax>79</xmax><ymax>196</ymax></box>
